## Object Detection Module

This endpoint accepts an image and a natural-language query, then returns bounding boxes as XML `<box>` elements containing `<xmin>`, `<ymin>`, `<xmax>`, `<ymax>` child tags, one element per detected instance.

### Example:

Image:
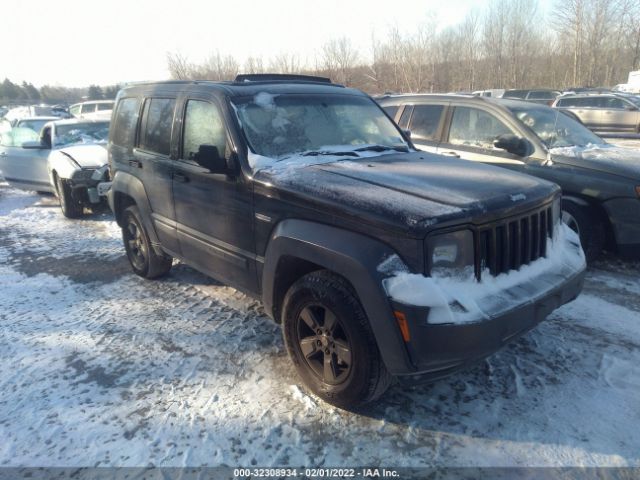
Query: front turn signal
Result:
<box><xmin>393</xmin><ymin>311</ymin><xmax>411</xmax><ymax>342</ymax></box>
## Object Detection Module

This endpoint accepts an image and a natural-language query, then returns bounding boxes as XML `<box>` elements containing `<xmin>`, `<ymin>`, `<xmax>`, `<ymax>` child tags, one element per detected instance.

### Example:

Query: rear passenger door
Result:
<box><xmin>437</xmin><ymin>105</ymin><xmax>527</xmax><ymax>169</ymax></box>
<box><xmin>172</xmin><ymin>98</ymin><xmax>257</xmax><ymax>293</ymax></box>
<box><xmin>133</xmin><ymin>97</ymin><xmax>180</xmax><ymax>253</ymax></box>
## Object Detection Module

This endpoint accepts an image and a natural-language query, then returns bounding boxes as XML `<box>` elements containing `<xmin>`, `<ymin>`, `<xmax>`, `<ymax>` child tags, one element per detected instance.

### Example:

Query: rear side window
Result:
<box><xmin>528</xmin><ymin>91</ymin><xmax>557</xmax><ymax>100</ymax></box>
<box><xmin>409</xmin><ymin>105</ymin><xmax>444</xmax><ymax>142</ymax></box>
<box><xmin>382</xmin><ymin>105</ymin><xmax>399</xmax><ymax>119</ymax></box>
<box><xmin>504</xmin><ymin>90</ymin><xmax>527</xmax><ymax>99</ymax></box>
<box><xmin>139</xmin><ymin>98</ymin><xmax>176</xmax><ymax>156</ymax></box>
<box><xmin>112</xmin><ymin>97</ymin><xmax>141</xmax><ymax>147</ymax></box>
<box><xmin>81</xmin><ymin>103</ymin><xmax>96</xmax><ymax>114</ymax></box>
<box><xmin>182</xmin><ymin>100</ymin><xmax>227</xmax><ymax>161</ymax></box>
<box><xmin>398</xmin><ymin>105</ymin><xmax>413</xmax><ymax>129</ymax></box>
<box><xmin>97</xmin><ymin>103</ymin><xmax>112</xmax><ymax>111</ymax></box>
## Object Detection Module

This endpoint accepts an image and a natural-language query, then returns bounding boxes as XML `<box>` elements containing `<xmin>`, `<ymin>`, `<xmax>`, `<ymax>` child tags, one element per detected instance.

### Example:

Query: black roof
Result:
<box><xmin>119</xmin><ymin>75</ymin><xmax>362</xmax><ymax>98</ymax></box>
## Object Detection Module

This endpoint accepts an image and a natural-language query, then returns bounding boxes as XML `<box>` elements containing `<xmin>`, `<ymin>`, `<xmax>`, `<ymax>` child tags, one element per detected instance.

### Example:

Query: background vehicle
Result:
<box><xmin>107</xmin><ymin>76</ymin><xmax>584</xmax><ymax>409</ymax></box>
<box><xmin>69</xmin><ymin>100</ymin><xmax>114</xmax><ymax>120</ymax></box>
<box><xmin>378</xmin><ymin>94</ymin><xmax>640</xmax><ymax>260</ymax></box>
<box><xmin>502</xmin><ymin>89</ymin><xmax>561</xmax><ymax>105</ymax></box>
<box><xmin>552</xmin><ymin>93</ymin><xmax>640</xmax><ymax>133</ymax></box>
<box><xmin>0</xmin><ymin>119</ymin><xmax>110</xmax><ymax>217</ymax></box>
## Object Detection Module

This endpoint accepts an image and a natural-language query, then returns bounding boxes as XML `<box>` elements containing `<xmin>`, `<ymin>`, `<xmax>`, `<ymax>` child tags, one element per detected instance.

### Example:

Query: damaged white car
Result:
<box><xmin>0</xmin><ymin>119</ymin><xmax>110</xmax><ymax>218</ymax></box>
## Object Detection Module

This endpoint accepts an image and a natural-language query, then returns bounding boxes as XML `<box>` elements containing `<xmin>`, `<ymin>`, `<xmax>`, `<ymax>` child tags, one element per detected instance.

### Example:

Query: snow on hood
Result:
<box><xmin>549</xmin><ymin>143</ymin><xmax>640</xmax><ymax>180</ymax></box>
<box><xmin>57</xmin><ymin>144</ymin><xmax>107</xmax><ymax>169</ymax></box>
<box><xmin>382</xmin><ymin>223</ymin><xmax>585</xmax><ymax>325</ymax></box>
<box><xmin>254</xmin><ymin>151</ymin><xmax>558</xmax><ymax>230</ymax></box>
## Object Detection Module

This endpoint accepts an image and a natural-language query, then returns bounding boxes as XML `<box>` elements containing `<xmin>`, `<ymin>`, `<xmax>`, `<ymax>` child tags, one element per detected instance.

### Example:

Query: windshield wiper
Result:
<box><xmin>298</xmin><ymin>150</ymin><xmax>360</xmax><ymax>157</ymax></box>
<box><xmin>354</xmin><ymin>144</ymin><xmax>409</xmax><ymax>153</ymax></box>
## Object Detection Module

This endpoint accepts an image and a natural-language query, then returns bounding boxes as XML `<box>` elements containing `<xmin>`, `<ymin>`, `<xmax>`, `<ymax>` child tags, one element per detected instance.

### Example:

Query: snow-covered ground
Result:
<box><xmin>0</xmin><ymin>182</ymin><xmax>639</xmax><ymax>468</ymax></box>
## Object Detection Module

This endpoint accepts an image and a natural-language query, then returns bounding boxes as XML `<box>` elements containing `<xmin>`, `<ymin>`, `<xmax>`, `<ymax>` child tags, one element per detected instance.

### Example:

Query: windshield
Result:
<box><xmin>54</xmin><ymin>122</ymin><xmax>109</xmax><ymax>147</ymax></box>
<box><xmin>508</xmin><ymin>106</ymin><xmax>604</xmax><ymax>149</ymax></box>
<box><xmin>232</xmin><ymin>93</ymin><xmax>408</xmax><ymax>161</ymax></box>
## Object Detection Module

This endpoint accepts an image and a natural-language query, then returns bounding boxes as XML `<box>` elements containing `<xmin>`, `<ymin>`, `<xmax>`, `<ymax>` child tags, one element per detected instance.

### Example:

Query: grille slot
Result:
<box><xmin>478</xmin><ymin>206</ymin><xmax>553</xmax><ymax>278</ymax></box>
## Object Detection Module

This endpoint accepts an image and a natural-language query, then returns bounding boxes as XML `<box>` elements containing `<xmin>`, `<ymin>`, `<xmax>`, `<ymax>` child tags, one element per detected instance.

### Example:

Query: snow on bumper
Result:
<box><xmin>383</xmin><ymin>223</ymin><xmax>586</xmax><ymax>325</ymax></box>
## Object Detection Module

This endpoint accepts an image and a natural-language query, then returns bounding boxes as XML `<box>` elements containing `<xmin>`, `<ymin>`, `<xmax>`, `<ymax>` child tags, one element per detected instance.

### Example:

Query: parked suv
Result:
<box><xmin>378</xmin><ymin>94</ymin><xmax>640</xmax><ymax>260</ymax></box>
<box><xmin>552</xmin><ymin>93</ymin><xmax>640</xmax><ymax>133</ymax></box>
<box><xmin>107</xmin><ymin>75</ymin><xmax>585</xmax><ymax>408</ymax></box>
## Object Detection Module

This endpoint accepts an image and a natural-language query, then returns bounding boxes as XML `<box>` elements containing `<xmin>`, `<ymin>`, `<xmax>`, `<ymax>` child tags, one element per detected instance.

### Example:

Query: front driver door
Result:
<box><xmin>172</xmin><ymin>98</ymin><xmax>257</xmax><ymax>293</ymax></box>
<box><xmin>0</xmin><ymin>127</ymin><xmax>52</xmax><ymax>192</ymax></box>
<box><xmin>437</xmin><ymin>105</ymin><xmax>527</xmax><ymax>171</ymax></box>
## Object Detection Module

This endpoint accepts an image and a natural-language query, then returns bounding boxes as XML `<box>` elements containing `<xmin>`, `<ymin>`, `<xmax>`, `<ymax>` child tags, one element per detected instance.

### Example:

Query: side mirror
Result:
<box><xmin>21</xmin><ymin>140</ymin><xmax>47</xmax><ymax>149</ymax></box>
<box><xmin>493</xmin><ymin>134</ymin><xmax>533</xmax><ymax>157</ymax></box>
<box><xmin>193</xmin><ymin>145</ymin><xmax>229</xmax><ymax>174</ymax></box>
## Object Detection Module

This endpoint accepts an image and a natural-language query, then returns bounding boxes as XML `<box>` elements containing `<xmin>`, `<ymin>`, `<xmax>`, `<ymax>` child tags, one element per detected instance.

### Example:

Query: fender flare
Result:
<box><xmin>110</xmin><ymin>170</ymin><xmax>160</xmax><ymax>245</ymax></box>
<box><xmin>262</xmin><ymin>219</ymin><xmax>414</xmax><ymax>374</ymax></box>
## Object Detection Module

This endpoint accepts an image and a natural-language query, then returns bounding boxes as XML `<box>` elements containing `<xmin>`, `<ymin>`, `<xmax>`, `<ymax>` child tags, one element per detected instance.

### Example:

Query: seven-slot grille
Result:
<box><xmin>478</xmin><ymin>205</ymin><xmax>553</xmax><ymax>278</ymax></box>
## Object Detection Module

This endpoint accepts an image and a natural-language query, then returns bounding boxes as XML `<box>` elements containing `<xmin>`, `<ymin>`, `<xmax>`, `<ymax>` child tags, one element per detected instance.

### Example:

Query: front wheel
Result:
<box><xmin>55</xmin><ymin>175</ymin><xmax>83</xmax><ymax>218</ymax></box>
<box><xmin>282</xmin><ymin>270</ymin><xmax>392</xmax><ymax>409</ymax></box>
<box><xmin>561</xmin><ymin>201</ymin><xmax>605</xmax><ymax>262</ymax></box>
<box><xmin>122</xmin><ymin>205</ymin><xmax>172</xmax><ymax>279</ymax></box>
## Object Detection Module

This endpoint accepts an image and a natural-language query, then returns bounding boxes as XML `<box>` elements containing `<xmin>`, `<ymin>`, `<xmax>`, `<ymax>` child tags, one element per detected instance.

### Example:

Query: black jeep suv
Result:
<box><xmin>107</xmin><ymin>74</ymin><xmax>586</xmax><ymax>408</ymax></box>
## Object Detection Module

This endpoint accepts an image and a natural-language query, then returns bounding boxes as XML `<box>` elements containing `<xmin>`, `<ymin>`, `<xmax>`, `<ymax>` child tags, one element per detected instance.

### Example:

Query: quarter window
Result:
<box><xmin>139</xmin><ymin>98</ymin><xmax>176</xmax><ymax>156</ymax></box>
<box><xmin>398</xmin><ymin>105</ymin><xmax>413</xmax><ymax>129</ymax></box>
<box><xmin>111</xmin><ymin>97</ymin><xmax>141</xmax><ymax>148</ymax></box>
<box><xmin>382</xmin><ymin>105</ymin><xmax>399</xmax><ymax>119</ymax></box>
<box><xmin>182</xmin><ymin>100</ymin><xmax>227</xmax><ymax>161</ymax></box>
<box><xmin>408</xmin><ymin>105</ymin><xmax>444</xmax><ymax>142</ymax></box>
<box><xmin>448</xmin><ymin>107</ymin><xmax>514</xmax><ymax>149</ymax></box>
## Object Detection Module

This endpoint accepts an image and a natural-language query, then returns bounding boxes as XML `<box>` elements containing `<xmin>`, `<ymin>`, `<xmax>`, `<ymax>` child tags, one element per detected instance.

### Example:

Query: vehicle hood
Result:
<box><xmin>56</xmin><ymin>143</ymin><xmax>107</xmax><ymax>168</ymax></box>
<box><xmin>255</xmin><ymin>151</ymin><xmax>558</xmax><ymax>232</ymax></box>
<box><xmin>550</xmin><ymin>144</ymin><xmax>640</xmax><ymax>181</ymax></box>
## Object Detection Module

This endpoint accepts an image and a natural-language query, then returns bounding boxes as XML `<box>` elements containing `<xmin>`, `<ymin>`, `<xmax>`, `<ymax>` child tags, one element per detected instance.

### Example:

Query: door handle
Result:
<box><xmin>129</xmin><ymin>159</ymin><xmax>142</xmax><ymax>169</ymax></box>
<box><xmin>440</xmin><ymin>151</ymin><xmax>460</xmax><ymax>158</ymax></box>
<box><xmin>173</xmin><ymin>172</ymin><xmax>189</xmax><ymax>183</ymax></box>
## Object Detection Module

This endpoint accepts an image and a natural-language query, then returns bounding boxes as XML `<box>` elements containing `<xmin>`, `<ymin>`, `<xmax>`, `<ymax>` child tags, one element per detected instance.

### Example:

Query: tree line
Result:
<box><xmin>0</xmin><ymin>79</ymin><xmax>121</xmax><ymax>106</ymax></box>
<box><xmin>167</xmin><ymin>0</ymin><xmax>640</xmax><ymax>94</ymax></box>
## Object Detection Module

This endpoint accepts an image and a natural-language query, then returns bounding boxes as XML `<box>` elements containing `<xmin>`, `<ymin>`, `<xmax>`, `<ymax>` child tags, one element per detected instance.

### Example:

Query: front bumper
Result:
<box><xmin>393</xmin><ymin>268</ymin><xmax>585</xmax><ymax>381</ymax></box>
<box><xmin>384</xmin><ymin>224</ymin><xmax>586</xmax><ymax>381</ymax></box>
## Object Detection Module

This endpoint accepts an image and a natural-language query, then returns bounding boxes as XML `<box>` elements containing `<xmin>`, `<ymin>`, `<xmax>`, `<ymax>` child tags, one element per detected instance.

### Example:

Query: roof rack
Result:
<box><xmin>234</xmin><ymin>74</ymin><xmax>332</xmax><ymax>84</ymax></box>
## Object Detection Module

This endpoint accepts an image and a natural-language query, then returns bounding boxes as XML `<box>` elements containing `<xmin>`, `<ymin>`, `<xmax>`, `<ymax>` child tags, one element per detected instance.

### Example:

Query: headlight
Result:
<box><xmin>427</xmin><ymin>230</ymin><xmax>475</xmax><ymax>278</ymax></box>
<box><xmin>72</xmin><ymin>168</ymin><xmax>95</xmax><ymax>181</ymax></box>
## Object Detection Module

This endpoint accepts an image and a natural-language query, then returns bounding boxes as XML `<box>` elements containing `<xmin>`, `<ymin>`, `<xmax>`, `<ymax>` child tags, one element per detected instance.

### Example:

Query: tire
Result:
<box><xmin>55</xmin><ymin>175</ymin><xmax>83</xmax><ymax>218</ymax></box>
<box><xmin>282</xmin><ymin>270</ymin><xmax>392</xmax><ymax>409</ymax></box>
<box><xmin>122</xmin><ymin>205</ymin><xmax>172</xmax><ymax>279</ymax></box>
<box><xmin>561</xmin><ymin>200</ymin><xmax>605</xmax><ymax>262</ymax></box>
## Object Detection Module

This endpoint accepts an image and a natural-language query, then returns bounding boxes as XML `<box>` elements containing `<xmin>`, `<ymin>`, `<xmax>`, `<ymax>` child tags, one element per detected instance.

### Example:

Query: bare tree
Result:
<box><xmin>166</xmin><ymin>52</ymin><xmax>191</xmax><ymax>80</ymax></box>
<box><xmin>321</xmin><ymin>37</ymin><xmax>359</xmax><ymax>85</ymax></box>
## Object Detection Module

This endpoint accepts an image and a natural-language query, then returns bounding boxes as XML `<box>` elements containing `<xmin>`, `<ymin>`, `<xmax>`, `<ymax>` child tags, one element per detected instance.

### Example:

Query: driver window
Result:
<box><xmin>182</xmin><ymin>100</ymin><xmax>227</xmax><ymax>161</ymax></box>
<box><xmin>448</xmin><ymin>107</ymin><xmax>514</xmax><ymax>149</ymax></box>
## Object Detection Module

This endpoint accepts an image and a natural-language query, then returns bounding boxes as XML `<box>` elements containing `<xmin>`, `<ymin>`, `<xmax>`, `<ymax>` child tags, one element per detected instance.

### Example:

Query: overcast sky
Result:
<box><xmin>5</xmin><ymin>0</ymin><xmax>544</xmax><ymax>88</ymax></box>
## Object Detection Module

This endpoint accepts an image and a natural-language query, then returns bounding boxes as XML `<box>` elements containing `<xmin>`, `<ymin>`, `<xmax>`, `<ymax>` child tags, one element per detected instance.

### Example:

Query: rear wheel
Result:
<box><xmin>55</xmin><ymin>175</ymin><xmax>83</xmax><ymax>218</ymax></box>
<box><xmin>282</xmin><ymin>270</ymin><xmax>392</xmax><ymax>409</ymax></box>
<box><xmin>122</xmin><ymin>205</ymin><xmax>172</xmax><ymax>279</ymax></box>
<box><xmin>561</xmin><ymin>201</ymin><xmax>605</xmax><ymax>262</ymax></box>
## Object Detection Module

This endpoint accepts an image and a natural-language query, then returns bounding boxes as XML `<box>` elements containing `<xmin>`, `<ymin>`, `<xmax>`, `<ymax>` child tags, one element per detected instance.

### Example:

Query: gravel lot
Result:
<box><xmin>0</xmin><ymin>182</ymin><xmax>639</xmax><ymax>468</ymax></box>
